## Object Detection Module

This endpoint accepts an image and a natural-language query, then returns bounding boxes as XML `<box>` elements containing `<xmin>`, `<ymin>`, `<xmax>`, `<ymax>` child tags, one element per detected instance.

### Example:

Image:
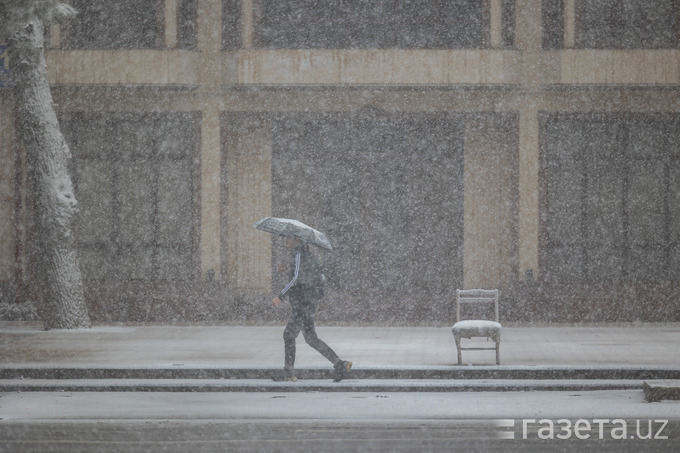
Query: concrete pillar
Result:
<box><xmin>197</xmin><ymin>0</ymin><xmax>222</xmax><ymax>279</ymax></box>
<box><xmin>197</xmin><ymin>0</ymin><xmax>222</xmax><ymax>83</ymax></box>
<box><xmin>200</xmin><ymin>104</ymin><xmax>221</xmax><ymax>280</ymax></box>
<box><xmin>242</xmin><ymin>0</ymin><xmax>253</xmax><ymax>49</ymax></box>
<box><xmin>164</xmin><ymin>0</ymin><xmax>178</xmax><ymax>49</ymax></box>
<box><xmin>463</xmin><ymin>116</ymin><xmax>517</xmax><ymax>289</ymax></box>
<box><xmin>490</xmin><ymin>0</ymin><xmax>504</xmax><ymax>48</ymax></box>
<box><xmin>515</xmin><ymin>0</ymin><xmax>542</xmax><ymax>281</ymax></box>
<box><xmin>518</xmin><ymin>106</ymin><xmax>539</xmax><ymax>281</ymax></box>
<box><xmin>225</xmin><ymin>119</ymin><xmax>272</xmax><ymax>292</ymax></box>
<box><xmin>49</xmin><ymin>25</ymin><xmax>61</xmax><ymax>49</ymax></box>
<box><xmin>564</xmin><ymin>0</ymin><xmax>576</xmax><ymax>48</ymax></box>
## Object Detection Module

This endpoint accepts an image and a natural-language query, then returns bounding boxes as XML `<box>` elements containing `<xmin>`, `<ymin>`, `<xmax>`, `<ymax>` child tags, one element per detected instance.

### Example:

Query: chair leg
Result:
<box><xmin>495</xmin><ymin>342</ymin><xmax>500</xmax><ymax>365</ymax></box>
<box><xmin>454</xmin><ymin>335</ymin><xmax>462</xmax><ymax>365</ymax></box>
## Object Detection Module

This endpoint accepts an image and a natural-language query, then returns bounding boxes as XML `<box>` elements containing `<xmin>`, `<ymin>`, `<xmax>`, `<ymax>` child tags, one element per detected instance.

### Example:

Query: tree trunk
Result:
<box><xmin>9</xmin><ymin>14</ymin><xmax>90</xmax><ymax>329</ymax></box>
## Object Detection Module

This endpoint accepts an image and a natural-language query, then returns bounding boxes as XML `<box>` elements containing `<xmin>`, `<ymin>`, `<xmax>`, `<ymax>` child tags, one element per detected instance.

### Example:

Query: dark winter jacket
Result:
<box><xmin>278</xmin><ymin>244</ymin><xmax>326</xmax><ymax>303</ymax></box>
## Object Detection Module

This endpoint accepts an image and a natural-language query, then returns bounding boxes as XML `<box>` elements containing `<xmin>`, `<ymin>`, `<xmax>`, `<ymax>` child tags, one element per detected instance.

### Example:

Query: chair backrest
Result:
<box><xmin>455</xmin><ymin>289</ymin><xmax>499</xmax><ymax>323</ymax></box>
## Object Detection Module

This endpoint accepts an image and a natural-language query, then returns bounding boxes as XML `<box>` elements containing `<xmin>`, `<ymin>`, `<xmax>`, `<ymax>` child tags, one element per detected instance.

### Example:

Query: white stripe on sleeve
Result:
<box><xmin>280</xmin><ymin>252</ymin><xmax>301</xmax><ymax>296</ymax></box>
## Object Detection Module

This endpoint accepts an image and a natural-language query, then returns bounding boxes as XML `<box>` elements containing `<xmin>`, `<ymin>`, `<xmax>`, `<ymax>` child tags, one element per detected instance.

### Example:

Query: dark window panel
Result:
<box><xmin>178</xmin><ymin>0</ymin><xmax>198</xmax><ymax>49</ymax></box>
<box><xmin>269</xmin><ymin>111</ymin><xmax>466</xmax><ymax>312</ymax></box>
<box><xmin>542</xmin><ymin>0</ymin><xmax>564</xmax><ymax>49</ymax></box>
<box><xmin>502</xmin><ymin>0</ymin><xmax>516</xmax><ymax>48</ymax></box>
<box><xmin>576</xmin><ymin>0</ymin><xmax>678</xmax><ymax>49</ymax></box>
<box><xmin>253</xmin><ymin>0</ymin><xmax>489</xmax><ymax>49</ymax></box>
<box><xmin>64</xmin><ymin>0</ymin><xmax>163</xmax><ymax>49</ymax></box>
<box><xmin>541</xmin><ymin>113</ymin><xmax>680</xmax><ymax>284</ymax></box>
<box><xmin>60</xmin><ymin>112</ymin><xmax>199</xmax><ymax>282</ymax></box>
<box><xmin>222</xmin><ymin>0</ymin><xmax>242</xmax><ymax>50</ymax></box>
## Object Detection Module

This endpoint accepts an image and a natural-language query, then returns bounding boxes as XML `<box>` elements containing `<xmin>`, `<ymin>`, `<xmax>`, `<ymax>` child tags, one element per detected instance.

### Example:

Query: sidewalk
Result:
<box><xmin>2</xmin><ymin>322</ymin><xmax>680</xmax><ymax>392</ymax></box>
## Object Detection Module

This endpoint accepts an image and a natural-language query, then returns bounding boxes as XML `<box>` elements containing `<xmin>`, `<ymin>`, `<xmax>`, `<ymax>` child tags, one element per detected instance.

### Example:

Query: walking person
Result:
<box><xmin>271</xmin><ymin>236</ymin><xmax>352</xmax><ymax>382</ymax></box>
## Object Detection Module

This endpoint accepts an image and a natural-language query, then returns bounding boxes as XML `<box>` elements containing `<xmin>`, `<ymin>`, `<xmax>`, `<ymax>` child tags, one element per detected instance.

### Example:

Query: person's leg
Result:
<box><xmin>283</xmin><ymin>305</ymin><xmax>303</xmax><ymax>371</ymax></box>
<box><xmin>300</xmin><ymin>310</ymin><xmax>352</xmax><ymax>382</ymax></box>
<box><xmin>299</xmin><ymin>303</ymin><xmax>340</xmax><ymax>364</ymax></box>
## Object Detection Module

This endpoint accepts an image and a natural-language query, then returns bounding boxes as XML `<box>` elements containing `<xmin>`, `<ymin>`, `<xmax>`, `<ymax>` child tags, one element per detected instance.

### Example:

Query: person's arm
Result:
<box><xmin>273</xmin><ymin>252</ymin><xmax>300</xmax><ymax>306</ymax></box>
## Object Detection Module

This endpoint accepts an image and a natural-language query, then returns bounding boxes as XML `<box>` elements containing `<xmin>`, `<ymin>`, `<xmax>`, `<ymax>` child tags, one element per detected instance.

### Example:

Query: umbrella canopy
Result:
<box><xmin>252</xmin><ymin>217</ymin><xmax>333</xmax><ymax>250</ymax></box>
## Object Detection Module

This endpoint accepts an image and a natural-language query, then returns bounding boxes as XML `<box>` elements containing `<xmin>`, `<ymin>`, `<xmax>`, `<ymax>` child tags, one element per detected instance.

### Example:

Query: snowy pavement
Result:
<box><xmin>2</xmin><ymin>322</ymin><xmax>680</xmax><ymax>395</ymax></box>
<box><xmin>3</xmin><ymin>323</ymin><xmax>680</xmax><ymax>450</ymax></box>
<box><xmin>3</xmin><ymin>322</ymin><xmax>680</xmax><ymax>368</ymax></box>
<box><xmin>3</xmin><ymin>390</ymin><xmax>680</xmax><ymax>421</ymax></box>
<box><xmin>2</xmin><ymin>391</ymin><xmax>679</xmax><ymax>453</ymax></box>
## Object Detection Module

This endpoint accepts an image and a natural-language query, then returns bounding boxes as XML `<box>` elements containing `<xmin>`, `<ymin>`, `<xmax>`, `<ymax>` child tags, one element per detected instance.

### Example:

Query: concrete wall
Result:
<box><xmin>1</xmin><ymin>0</ymin><xmax>680</xmax><ymax>321</ymax></box>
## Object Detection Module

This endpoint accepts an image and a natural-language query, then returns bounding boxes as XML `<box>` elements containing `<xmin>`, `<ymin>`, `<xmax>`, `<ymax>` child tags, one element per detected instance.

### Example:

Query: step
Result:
<box><xmin>643</xmin><ymin>380</ymin><xmax>680</xmax><ymax>402</ymax></box>
<box><xmin>1</xmin><ymin>365</ymin><xmax>680</xmax><ymax>381</ymax></box>
<box><xmin>0</xmin><ymin>378</ymin><xmax>644</xmax><ymax>393</ymax></box>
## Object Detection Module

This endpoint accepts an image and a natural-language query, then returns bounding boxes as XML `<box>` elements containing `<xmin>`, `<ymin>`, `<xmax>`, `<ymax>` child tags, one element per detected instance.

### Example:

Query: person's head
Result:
<box><xmin>284</xmin><ymin>236</ymin><xmax>301</xmax><ymax>249</ymax></box>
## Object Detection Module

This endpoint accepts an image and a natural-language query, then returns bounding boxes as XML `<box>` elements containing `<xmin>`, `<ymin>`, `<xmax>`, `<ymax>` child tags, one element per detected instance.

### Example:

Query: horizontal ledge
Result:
<box><xmin>50</xmin><ymin>83</ymin><xmax>200</xmax><ymax>91</ymax></box>
<box><xmin>220</xmin><ymin>83</ymin><xmax>521</xmax><ymax>90</ymax></box>
<box><xmin>0</xmin><ymin>378</ymin><xmax>644</xmax><ymax>393</ymax></box>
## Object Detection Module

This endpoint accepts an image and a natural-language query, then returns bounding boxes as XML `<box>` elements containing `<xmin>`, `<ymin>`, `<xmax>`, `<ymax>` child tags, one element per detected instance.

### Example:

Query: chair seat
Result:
<box><xmin>452</xmin><ymin>320</ymin><xmax>501</xmax><ymax>341</ymax></box>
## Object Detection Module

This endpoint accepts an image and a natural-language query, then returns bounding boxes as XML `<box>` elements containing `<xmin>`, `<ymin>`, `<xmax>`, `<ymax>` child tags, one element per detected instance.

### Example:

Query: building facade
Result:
<box><xmin>1</xmin><ymin>0</ymin><xmax>679</xmax><ymax>323</ymax></box>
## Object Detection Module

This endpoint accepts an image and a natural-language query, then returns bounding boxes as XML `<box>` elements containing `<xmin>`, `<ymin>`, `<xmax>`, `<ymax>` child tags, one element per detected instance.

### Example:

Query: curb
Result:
<box><xmin>0</xmin><ymin>379</ymin><xmax>645</xmax><ymax>393</ymax></box>
<box><xmin>2</xmin><ymin>366</ymin><xmax>680</xmax><ymax>381</ymax></box>
<box><xmin>2</xmin><ymin>366</ymin><xmax>676</xmax><ymax>394</ymax></box>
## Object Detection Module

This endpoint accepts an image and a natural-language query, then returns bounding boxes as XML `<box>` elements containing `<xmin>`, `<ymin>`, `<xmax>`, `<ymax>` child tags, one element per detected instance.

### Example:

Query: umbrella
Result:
<box><xmin>252</xmin><ymin>217</ymin><xmax>333</xmax><ymax>251</ymax></box>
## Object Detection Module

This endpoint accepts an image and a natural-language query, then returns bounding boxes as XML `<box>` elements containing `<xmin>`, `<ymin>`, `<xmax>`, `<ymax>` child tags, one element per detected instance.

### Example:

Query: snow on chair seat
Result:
<box><xmin>452</xmin><ymin>320</ymin><xmax>502</xmax><ymax>340</ymax></box>
<box><xmin>452</xmin><ymin>289</ymin><xmax>501</xmax><ymax>365</ymax></box>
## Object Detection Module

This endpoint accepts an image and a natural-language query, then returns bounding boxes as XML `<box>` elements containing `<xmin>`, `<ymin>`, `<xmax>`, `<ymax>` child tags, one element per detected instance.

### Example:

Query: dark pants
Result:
<box><xmin>283</xmin><ymin>296</ymin><xmax>339</xmax><ymax>370</ymax></box>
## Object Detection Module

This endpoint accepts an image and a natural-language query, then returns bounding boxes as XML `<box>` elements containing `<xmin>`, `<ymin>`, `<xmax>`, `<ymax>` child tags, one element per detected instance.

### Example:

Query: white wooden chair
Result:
<box><xmin>452</xmin><ymin>289</ymin><xmax>501</xmax><ymax>365</ymax></box>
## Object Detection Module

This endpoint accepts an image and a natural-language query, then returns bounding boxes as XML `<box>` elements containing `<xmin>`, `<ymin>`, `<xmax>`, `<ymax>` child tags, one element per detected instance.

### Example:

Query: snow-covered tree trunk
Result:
<box><xmin>6</xmin><ymin>5</ymin><xmax>90</xmax><ymax>329</ymax></box>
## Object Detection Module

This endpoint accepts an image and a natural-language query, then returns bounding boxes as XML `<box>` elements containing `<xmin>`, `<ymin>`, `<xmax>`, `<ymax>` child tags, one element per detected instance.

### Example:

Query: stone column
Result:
<box><xmin>164</xmin><ymin>0</ymin><xmax>178</xmax><ymax>49</ymax></box>
<box><xmin>516</xmin><ymin>0</ymin><xmax>542</xmax><ymax>281</ymax></box>
<box><xmin>490</xmin><ymin>0</ymin><xmax>504</xmax><ymax>48</ymax></box>
<box><xmin>241</xmin><ymin>0</ymin><xmax>253</xmax><ymax>49</ymax></box>
<box><xmin>197</xmin><ymin>0</ymin><xmax>222</xmax><ymax>280</ymax></box>
<box><xmin>48</xmin><ymin>25</ymin><xmax>61</xmax><ymax>49</ymax></box>
<box><xmin>463</xmin><ymin>116</ymin><xmax>517</xmax><ymax>289</ymax></box>
<box><xmin>225</xmin><ymin>119</ymin><xmax>272</xmax><ymax>292</ymax></box>
<box><xmin>518</xmin><ymin>106</ymin><xmax>539</xmax><ymax>282</ymax></box>
<box><xmin>564</xmin><ymin>0</ymin><xmax>576</xmax><ymax>48</ymax></box>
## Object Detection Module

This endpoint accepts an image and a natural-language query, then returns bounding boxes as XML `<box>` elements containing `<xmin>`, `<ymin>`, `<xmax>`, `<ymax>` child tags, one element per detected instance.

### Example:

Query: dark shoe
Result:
<box><xmin>271</xmin><ymin>370</ymin><xmax>297</xmax><ymax>382</ymax></box>
<box><xmin>333</xmin><ymin>360</ymin><xmax>352</xmax><ymax>382</ymax></box>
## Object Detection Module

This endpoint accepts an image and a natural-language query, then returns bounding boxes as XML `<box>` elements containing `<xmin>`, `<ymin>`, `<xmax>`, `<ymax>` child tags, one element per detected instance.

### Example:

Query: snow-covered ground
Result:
<box><xmin>2</xmin><ymin>390</ymin><xmax>680</xmax><ymax>422</ymax></box>
<box><xmin>4</xmin><ymin>324</ymin><xmax>680</xmax><ymax>368</ymax></box>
